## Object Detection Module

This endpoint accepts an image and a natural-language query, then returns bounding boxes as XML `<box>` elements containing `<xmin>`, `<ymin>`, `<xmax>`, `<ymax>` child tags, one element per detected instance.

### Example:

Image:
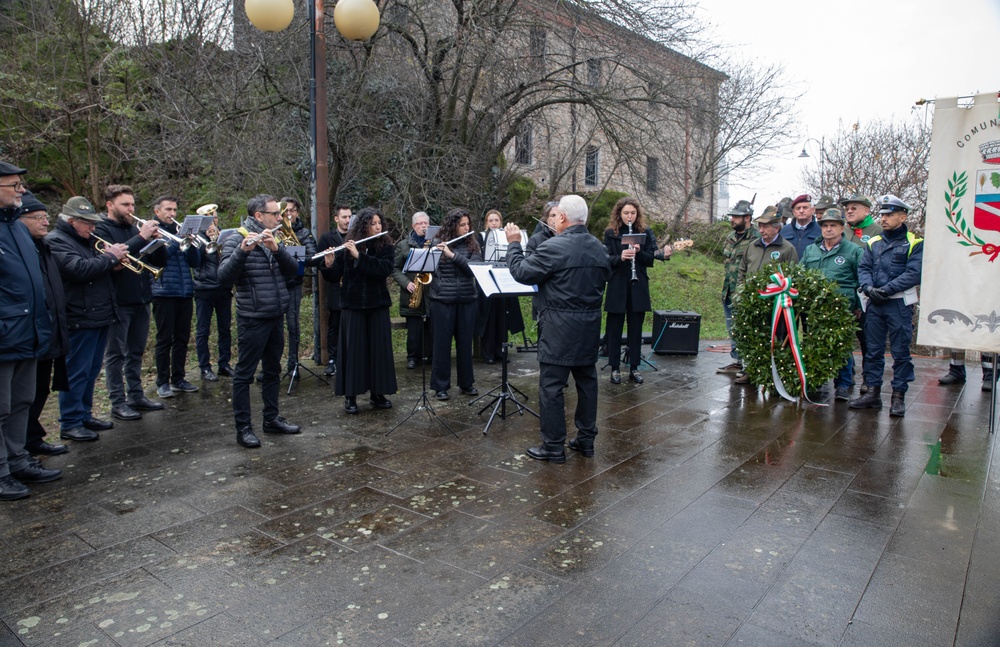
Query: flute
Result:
<box><xmin>311</xmin><ymin>231</ymin><xmax>389</xmax><ymax>260</ymax></box>
<box><xmin>436</xmin><ymin>230</ymin><xmax>475</xmax><ymax>246</ymax></box>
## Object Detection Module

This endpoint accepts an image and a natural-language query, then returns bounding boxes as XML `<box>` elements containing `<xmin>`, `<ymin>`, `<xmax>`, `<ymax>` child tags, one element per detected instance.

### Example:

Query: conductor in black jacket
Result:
<box><xmin>217</xmin><ymin>195</ymin><xmax>301</xmax><ymax>448</ymax></box>
<box><xmin>505</xmin><ymin>195</ymin><xmax>611</xmax><ymax>463</ymax></box>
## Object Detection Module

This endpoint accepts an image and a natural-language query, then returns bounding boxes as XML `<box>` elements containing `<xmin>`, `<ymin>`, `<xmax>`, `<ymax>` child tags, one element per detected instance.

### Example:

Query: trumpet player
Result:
<box><xmin>277</xmin><ymin>197</ymin><xmax>317</xmax><ymax>378</ymax></box>
<box><xmin>191</xmin><ymin>211</ymin><xmax>233</xmax><ymax>382</ymax></box>
<box><xmin>603</xmin><ymin>197</ymin><xmax>659</xmax><ymax>385</ymax></box>
<box><xmin>150</xmin><ymin>196</ymin><xmax>200</xmax><ymax>399</ymax></box>
<box><xmin>218</xmin><ymin>195</ymin><xmax>301</xmax><ymax>448</ymax></box>
<box><xmin>95</xmin><ymin>185</ymin><xmax>166</xmax><ymax>421</ymax></box>
<box><xmin>47</xmin><ymin>197</ymin><xmax>127</xmax><ymax>443</ymax></box>
<box><xmin>392</xmin><ymin>211</ymin><xmax>432</xmax><ymax>370</ymax></box>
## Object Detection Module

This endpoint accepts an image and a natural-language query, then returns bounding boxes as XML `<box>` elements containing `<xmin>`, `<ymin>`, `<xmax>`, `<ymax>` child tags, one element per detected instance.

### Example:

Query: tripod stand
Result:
<box><xmin>282</xmin><ymin>359</ymin><xmax>329</xmax><ymax>395</ymax></box>
<box><xmin>387</xmin><ymin>313</ymin><xmax>457</xmax><ymax>437</ymax></box>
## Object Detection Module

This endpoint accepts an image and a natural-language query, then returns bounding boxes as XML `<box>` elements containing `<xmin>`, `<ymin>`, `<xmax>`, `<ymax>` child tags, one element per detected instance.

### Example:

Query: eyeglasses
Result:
<box><xmin>22</xmin><ymin>214</ymin><xmax>49</xmax><ymax>221</ymax></box>
<box><xmin>0</xmin><ymin>181</ymin><xmax>27</xmax><ymax>190</ymax></box>
<box><xmin>73</xmin><ymin>220</ymin><xmax>97</xmax><ymax>228</ymax></box>
<box><xmin>259</xmin><ymin>210</ymin><xmax>280</xmax><ymax>216</ymax></box>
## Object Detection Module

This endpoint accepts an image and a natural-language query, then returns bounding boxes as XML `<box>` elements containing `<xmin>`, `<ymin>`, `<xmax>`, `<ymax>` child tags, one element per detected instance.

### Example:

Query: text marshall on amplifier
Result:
<box><xmin>652</xmin><ymin>310</ymin><xmax>700</xmax><ymax>355</ymax></box>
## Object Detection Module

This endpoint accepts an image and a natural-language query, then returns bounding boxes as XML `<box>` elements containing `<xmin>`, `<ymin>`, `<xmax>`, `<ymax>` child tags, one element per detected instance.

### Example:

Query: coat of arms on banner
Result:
<box><xmin>919</xmin><ymin>93</ymin><xmax>1000</xmax><ymax>353</ymax></box>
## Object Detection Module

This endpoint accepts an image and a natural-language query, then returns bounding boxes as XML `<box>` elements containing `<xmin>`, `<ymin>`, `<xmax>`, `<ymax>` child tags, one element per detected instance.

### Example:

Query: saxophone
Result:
<box><xmin>408</xmin><ymin>240</ymin><xmax>434</xmax><ymax>309</ymax></box>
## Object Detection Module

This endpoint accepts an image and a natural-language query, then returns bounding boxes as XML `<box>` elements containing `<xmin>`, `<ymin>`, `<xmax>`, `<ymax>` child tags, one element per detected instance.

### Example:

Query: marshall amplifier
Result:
<box><xmin>652</xmin><ymin>310</ymin><xmax>700</xmax><ymax>355</ymax></box>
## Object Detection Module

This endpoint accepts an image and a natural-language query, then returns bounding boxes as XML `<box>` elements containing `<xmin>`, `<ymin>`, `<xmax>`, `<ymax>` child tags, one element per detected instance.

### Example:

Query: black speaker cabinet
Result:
<box><xmin>652</xmin><ymin>310</ymin><xmax>700</xmax><ymax>355</ymax></box>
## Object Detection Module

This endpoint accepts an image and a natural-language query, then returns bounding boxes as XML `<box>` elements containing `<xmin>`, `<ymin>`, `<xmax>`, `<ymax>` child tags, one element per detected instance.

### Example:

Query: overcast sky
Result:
<box><xmin>695</xmin><ymin>0</ymin><xmax>1000</xmax><ymax>206</ymax></box>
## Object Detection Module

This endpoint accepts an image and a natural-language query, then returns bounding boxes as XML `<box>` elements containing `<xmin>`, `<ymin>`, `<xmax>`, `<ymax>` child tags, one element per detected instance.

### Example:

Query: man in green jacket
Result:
<box><xmin>717</xmin><ymin>199</ymin><xmax>759</xmax><ymax>375</ymax></box>
<box><xmin>801</xmin><ymin>208</ymin><xmax>864</xmax><ymax>400</ymax></box>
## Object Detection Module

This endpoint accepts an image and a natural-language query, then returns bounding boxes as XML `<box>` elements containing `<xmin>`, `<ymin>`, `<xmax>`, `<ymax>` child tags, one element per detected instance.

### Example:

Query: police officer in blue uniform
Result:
<box><xmin>849</xmin><ymin>195</ymin><xmax>923</xmax><ymax>416</ymax></box>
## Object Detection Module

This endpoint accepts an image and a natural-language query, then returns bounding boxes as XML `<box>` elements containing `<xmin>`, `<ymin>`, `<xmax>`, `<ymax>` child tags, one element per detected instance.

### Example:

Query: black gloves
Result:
<box><xmin>868</xmin><ymin>287</ymin><xmax>890</xmax><ymax>305</ymax></box>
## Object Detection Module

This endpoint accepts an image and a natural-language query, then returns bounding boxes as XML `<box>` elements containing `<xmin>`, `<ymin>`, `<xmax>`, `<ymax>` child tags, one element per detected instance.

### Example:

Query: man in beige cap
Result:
<box><xmin>46</xmin><ymin>197</ymin><xmax>127</xmax><ymax>443</ymax></box>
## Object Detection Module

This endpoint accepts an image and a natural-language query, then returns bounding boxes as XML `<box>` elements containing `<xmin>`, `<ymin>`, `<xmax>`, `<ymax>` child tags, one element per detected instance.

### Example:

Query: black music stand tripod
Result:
<box><xmin>467</xmin><ymin>262</ymin><xmax>538</xmax><ymax>435</ymax></box>
<box><xmin>282</xmin><ymin>246</ymin><xmax>330</xmax><ymax>394</ymax></box>
<box><xmin>387</xmin><ymin>247</ymin><xmax>457</xmax><ymax>437</ymax></box>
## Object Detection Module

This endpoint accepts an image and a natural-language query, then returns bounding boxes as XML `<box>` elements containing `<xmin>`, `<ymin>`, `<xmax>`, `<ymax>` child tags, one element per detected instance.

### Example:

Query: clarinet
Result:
<box><xmin>628</xmin><ymin>222</ymin><xmax>639</xmax><ymax>284</ymax></box>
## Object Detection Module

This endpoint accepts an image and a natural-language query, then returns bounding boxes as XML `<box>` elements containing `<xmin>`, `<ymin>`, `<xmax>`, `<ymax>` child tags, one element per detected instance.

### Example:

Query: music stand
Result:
<box><xmin>282</xmin><ymin>244</ymin><xmax>329</xmax><ymax>394</ymax></box>
<box><xmin>387</xmin><ymin>246</ymin><xmax>457</xmax><ymax>437</ymax></box>
<box><xmin>468</xmin><ymin>264</ymin><xmax>538</xmax><ymax>434</ymax></box>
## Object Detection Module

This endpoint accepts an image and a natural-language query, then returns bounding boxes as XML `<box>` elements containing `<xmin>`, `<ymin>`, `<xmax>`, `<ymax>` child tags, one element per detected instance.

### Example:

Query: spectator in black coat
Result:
<box><xmin>312</xmin><ymin>205</ymin><xmax>352</xmax><ymax>376</ymax></box>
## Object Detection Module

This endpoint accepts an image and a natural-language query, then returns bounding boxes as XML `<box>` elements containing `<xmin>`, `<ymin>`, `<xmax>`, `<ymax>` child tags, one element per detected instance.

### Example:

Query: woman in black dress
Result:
<box><xmin>476</xmin><ymin>209</ymin><xmax>525</xmax><ymax>363</ymax></box>
<box><xmin>604</xmin><ymin>197</ymin><xmax>657</xmax><ymax>385</ymax></box>
<box><xmin>323</xmin><ymin>207</ymin><xmax>397</xmax><ymax>414</ymax></box>
<box><xmin>428</xmin><ymin>208</ymin><xmax>482</xmax><ymax>400</ymax></box>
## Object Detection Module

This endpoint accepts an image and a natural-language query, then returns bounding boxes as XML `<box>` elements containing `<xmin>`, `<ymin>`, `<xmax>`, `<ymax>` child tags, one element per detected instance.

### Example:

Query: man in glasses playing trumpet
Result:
<box><xmin>95</xmin><ymin>185</ymin><xmax>167</xmax><ymax>421</ymax></box>
<box><xmin>218</xmin><ymin>194</ymin><xmax>301</xmax><ymax>448</ymax></box>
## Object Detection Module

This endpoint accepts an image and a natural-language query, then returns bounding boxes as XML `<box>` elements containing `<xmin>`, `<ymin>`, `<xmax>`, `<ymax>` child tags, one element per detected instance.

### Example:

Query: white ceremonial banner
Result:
<box><xmin>918</xmin><ymin>92</ymin><xmax>1000</xmax><ymax>354</ymax></box>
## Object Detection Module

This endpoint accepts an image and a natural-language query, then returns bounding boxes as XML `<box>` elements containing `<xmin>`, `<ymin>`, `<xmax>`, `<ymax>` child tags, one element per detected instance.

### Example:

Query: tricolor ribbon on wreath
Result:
<box><xmin>758</xmin><ymin>271</ymin><xmax>826</xmax><ymax>406</ymax></box>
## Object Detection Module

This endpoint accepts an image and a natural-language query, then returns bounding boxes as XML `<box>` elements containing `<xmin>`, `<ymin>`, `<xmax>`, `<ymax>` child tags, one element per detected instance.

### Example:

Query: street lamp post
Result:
<box><xmin>798</xmin><ymin>136</ymin><xmax>827</xmax><ymax>196</ymax></box>
<box><xmin>245</xmin><ymin>0</ymin><xmax>379</xmax><ymax>365</ymax></box>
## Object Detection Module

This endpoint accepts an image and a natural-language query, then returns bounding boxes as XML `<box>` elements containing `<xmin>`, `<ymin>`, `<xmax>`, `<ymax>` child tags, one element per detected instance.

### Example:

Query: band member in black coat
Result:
<box><xmin>428</xmin><ymin>208</ymin><xmax>482</xmax><ymax>400</ymax></box>
<box><xmin>322</xmin><ymin>207</ymin><xmax>397</xmax><ymax>414</ymax></box>
<box><xmin>476</xmin><ymin>209</ymin><xmax>525</xmax><ymax>363</ymax></box>
<box><xmin>312</xmin><ymin>205</ymin><xmax>351</xmax><ymax>376</ymax></box>
<box><xmin>603</xmin><ymin>197</ymin><xmax>657</xmax><ymax>385</ymax></box>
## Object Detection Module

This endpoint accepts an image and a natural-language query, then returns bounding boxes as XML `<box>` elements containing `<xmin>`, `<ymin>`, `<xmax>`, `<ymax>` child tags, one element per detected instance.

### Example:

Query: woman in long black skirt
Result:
<box><xmin>428</xmin><ymin>208</ymin><xmax>482</xmax><ymax>400</ymax></box>
<box><xmin>322</xmin><ymin>207</ymin><xmax>397</xmax><ymax>414</ymax></box>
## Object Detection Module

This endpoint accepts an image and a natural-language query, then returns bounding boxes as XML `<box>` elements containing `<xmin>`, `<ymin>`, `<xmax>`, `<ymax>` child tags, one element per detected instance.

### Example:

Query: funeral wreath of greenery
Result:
<box><xmin>731</xmin><ymin>263</ymin><xmax>857</xmax><ymax>395</ymax></box>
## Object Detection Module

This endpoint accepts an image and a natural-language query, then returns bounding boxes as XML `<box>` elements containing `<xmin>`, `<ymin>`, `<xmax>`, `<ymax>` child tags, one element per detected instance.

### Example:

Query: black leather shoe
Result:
<box><xmin>25</xmin><ymin>442</ymin><xmax>69</xmax><ymax>456</ymax></box>
<box><xmin>370</xmin><ymin>394</ymin><xmax>392</xmax><ymax>409</ymax></box>
<box><xmin>526</xmin><ymin>445</ymin><xmax>566</xmax><ymax>464</ymax></box>
<box><xmin>435</xmin><ymin>391</ymin><xmax>450</xmax><ymax>401</ymax></box>
<box><xmin>128</xmin><ymin>396</ymin><xmax>165</xmax><ymax>411</ymax></box>
<box><xmin>201</xmin><ymin>369</ymin><xmax>219</xmax><ymax>382</ymax></box>
<box><xmin>111</xmin><ymin>404</ymin><xmax>141</xmax><ymax>421</ymax></box>
<box><xmin>610</xmin><ymin>370</ymin><xmax>621</xmax><ymax>385</ymax></box>
<box><xmin>263</xmin><ymin>416</ymin><xmax>301</xmax><ymax>434</ymax></box>
<box><xmin>344</xmin><ymin>396</ymin><xmax>359</xmax><ymax>414</ymax></box>
<box><xmin>628</xmin><ymin>370</ymin><xmax>644</xmax><ymax>384</ymax></box>
<box><xmin>12</xmin><ymin>461</ymin><xmax>62</xmax><ymax>483</ymax></box>
<box><xmin>236</xmin><ymin>427</ymin><xmax>261</xmax><ymax>448</ymax></box>
<box><xmin>460</xmin><ymin>387</ymin><xmax>478</xmax><ymax>396</ymax></box>
<box><xmin>485</xmin><ymin>358</ymin><xmax>496</xmax><ymax>365</ymax></box>
<box><xmin>568</xmin><ymin>438</ymin><xmax>594</xmax><ymax>457</ymax></box>
<box><xmin>406</xmin><ymin>359</ymin><xmax>416</xmax><ymax>370</ymax></box>
<box><xmin>938</xmin><ymin>372</ymin><xmax>966</xmax><ymax>385</ymax></box>
<box><xmin>60</xmin><ymin>426</ymin><xmax>99</xmax><ymax>442</ymax></box>
<box><xmin>82</xmin><ymin>417</ymin><xmax>113</xmax><ymax>431</ymax></box>
<box><xmin>0</xmin><ymin>475</ymin><xmax>29</xmax><ymax>501</ymax></box>
<box><xmin>217</xmin><ymin>366</ymin><xmax>235</xmax><ymax>377</ymax></box>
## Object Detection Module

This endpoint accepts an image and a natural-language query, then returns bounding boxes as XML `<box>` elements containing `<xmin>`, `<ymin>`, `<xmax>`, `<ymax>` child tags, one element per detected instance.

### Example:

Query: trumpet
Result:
<box><xmin>195</xmin><ymin>204</ymin><xmax>221</xmax><ymax>253</ymax></box>
<box><xmin>311</xmin><ymin>231</ymin><xmax>389</xmax><ymax>260</ymax></box>
<box><xmin>277</xmin><ymin>201</ymin><xmax>302</xmax><ymax>247</ymax></box>
<box><xmin>132</xmin><ymin>215</ymin><xmax>192</xmax><ymax>251</ymax></box>
<box><xmin>93</xmin><ymin>236</ymin><xmax>163</xmax><ymax>279</ymax></box>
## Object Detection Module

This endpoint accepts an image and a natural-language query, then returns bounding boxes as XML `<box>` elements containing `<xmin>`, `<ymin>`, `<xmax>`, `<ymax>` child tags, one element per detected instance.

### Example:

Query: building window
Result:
<box><xmin>529</xmin><ymin>27</ymin><xmax>546</xmax><ymax>68</ymax></box>
<box><xmin>584</xmin><ymin>146</ymin><xmax>599</xmax><ymax>186</ymax></box>
<box><xmin>586</xmin><ymin>58</ymin><xmax>601</xmax><ymax>86</ymax></box>
<box><xmin>515</xmin><ymin>124</ymin><xmax>533</xmax><ymax>165</ymax></box>
<box><xmin>646</xmin><ymin>156</ymin><xmax>659</xmax><ymax>193</ymax></box>
<box><xmin>694</xmin><ymin>186</ymin><xmax>704</xmax><ymax>199</ymax></box>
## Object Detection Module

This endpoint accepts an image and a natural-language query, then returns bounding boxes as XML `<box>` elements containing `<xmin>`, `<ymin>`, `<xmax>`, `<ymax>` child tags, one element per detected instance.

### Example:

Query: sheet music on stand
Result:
<box><xmin>178</xmin><ymin>215</ymin><xmax>211</xmax><ymax>237</ymax></box>
<box><xmin>404</xmin><ymin>247</ymin><xmax>442</xmax><ymax>274</ymax></box>
<box><xmin>621</xmin><ymin>233</ymin><xmax>645</xmax><ymax>247</ymax></box>
<box><xmin>469</xmin><ymin>263</ymin><xmax>536</xmax><ymax>298</ymax></box>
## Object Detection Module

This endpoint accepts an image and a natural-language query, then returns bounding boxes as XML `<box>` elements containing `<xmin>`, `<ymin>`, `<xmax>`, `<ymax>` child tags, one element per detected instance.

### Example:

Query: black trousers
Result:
<box><xmin>539</xmin><ymin>361</ymin><xmax>598</xmax><ymax>452</ymax></box>
<box><xmin>429</xmin><ymin>300</ymin><xmax>476</xmax><ymax>392</ymax></box>
<box><xmin>605</xmin><ymin>309</ymin><xmax>646</xmax><ymax>371</ymax></box>
<box><xmin>406</xmin><ymin>315</ymin><xmax>432</xmax><ymax>362</ymax></box>
<box><xmin>232</xmin><ymin>315</ymin><xmax>284</xmax><ymax>430</ymax></box>
<box><xmin>26</xmin><ymin>358</ymin><xmax>53</xmax><ymax>448</ymax></box>
<box><xmin>327</xmin><ymin>308</ymin><xmax>341</xmax><ymax>366</ymax></box>
<box><xmin>153</xmin><ymin>296</ymin><xmax>193</xmax><ymax>386</ymax></box>
<box><xmin>195</xmin><ymin>290</ymin><xmax>232</xmax><ymax>371</ymax></box>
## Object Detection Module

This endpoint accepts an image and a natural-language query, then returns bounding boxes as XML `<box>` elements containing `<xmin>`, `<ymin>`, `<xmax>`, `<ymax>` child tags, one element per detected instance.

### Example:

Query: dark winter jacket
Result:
<box><xmin>325</xmin><ymin>237</ymin><xmax>394</xmax><ymax>310</ymax></box>
<box><xmin>190</xmin><ymin>244</ymin><xmax>226</xmax><ymax>296</ymax></box>
<box><xmin>858</xmin><ymin>224</ymin><xmax>923</xmax><ymax>296</ymax></box>
<box><xmin>0</xmin><ymin>206</ymin><xmax>51</xmax><ymax>361</ymax></box>
<box><xmin>46</xmin><ymin>218</ymin><xmax>119</xmax><ymax>330</ymax></box>
<box><xmin>34</xmin><ymin>237</ymin><xmax>70</xmax><ymax>361</ymax></box>
<box><xmin>780</xmin><ymin>219</ymin><xmax>822</xmax><ymax>259</ymax></box>
<box><xmin>150</xmin><ymin>220</ymin><xmax>196</xmax><ymax>298</ymax></box>
<box><xmin>94</xmin><ymin>215</ymin><xmax>155</xmax><ymax>305</ymax></box>
<box><xmin>285</xmin><ymin>218</ymin><xmax>318</xmax><ymax>288</ymax></box>
<box><xmin>738</xmin><ymin>234</ymin><xmax>799</xmax><ymax>285</ymax></box>
<box><xmin>603</xmin><ymin>226</ymin><xmax>657</xmax><ymax>314</ymax></box>
<box><xmin>506</xmin><ymin>224</ymin><xmax>610</xmax><ymax>366</ymax></box>
<box><xmin>392</xmin><ymin>230</ymin><xmax>429</xmax><ymax>317</ymax></box>
<box><xmin>427</xmin><ymin>237</ymin><xmax>481</xmax><ymax>304</ymax></box>
<box><xmin>315</xmin><ymin>229</ymin><xmax>345</xmax><ymax>310</ymax></box>
<box><xmin>217</xmin><ymin>217</ymin><xmax>298</xmax><ymax>319</ymax></box>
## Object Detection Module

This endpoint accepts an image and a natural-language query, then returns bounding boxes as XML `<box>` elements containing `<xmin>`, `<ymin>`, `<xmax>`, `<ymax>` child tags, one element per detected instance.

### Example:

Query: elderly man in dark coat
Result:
<box><xmin>504</xmin><ymin>195</ymin><xmax>611</xmax><ymax>463</ymax></box>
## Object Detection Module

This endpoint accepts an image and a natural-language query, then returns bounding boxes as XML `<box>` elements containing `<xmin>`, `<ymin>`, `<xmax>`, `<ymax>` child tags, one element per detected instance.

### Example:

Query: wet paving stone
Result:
<box><xmin>3</xmin><ymin>350</ymin><xmax>999</xmax><ymax>646</ymax></box>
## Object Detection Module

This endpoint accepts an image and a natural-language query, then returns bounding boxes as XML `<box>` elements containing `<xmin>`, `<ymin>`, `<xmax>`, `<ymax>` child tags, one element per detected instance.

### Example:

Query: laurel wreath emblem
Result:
<box><xmin>944</xmin><ymin>171</ymin><xmax>984</xmax><ymax>247</ymax></box>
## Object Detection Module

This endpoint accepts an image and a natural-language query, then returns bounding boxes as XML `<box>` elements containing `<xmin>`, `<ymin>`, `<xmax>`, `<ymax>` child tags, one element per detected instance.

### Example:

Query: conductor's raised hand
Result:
<box><xmin>504</xmin><ymin>222</ymin><xmax>521</xmax><ymax>244</ymax></box>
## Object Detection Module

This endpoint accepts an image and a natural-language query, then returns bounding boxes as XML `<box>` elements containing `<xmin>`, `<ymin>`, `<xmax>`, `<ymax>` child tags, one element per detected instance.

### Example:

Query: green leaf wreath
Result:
<box><xmin>731</xmin><ymin>263</ymin><xmax>857</xmax><ymax>394</ymax></box>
